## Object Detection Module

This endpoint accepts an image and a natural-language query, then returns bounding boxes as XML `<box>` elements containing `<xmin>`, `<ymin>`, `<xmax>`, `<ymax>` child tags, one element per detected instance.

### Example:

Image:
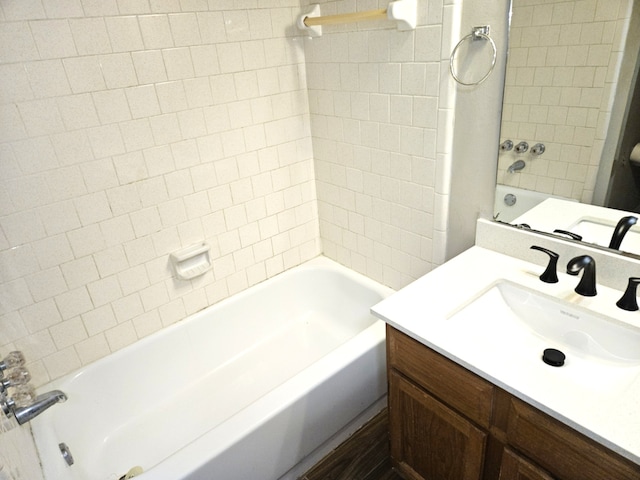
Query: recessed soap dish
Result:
<box><xmin>170</xmin><ymin>242</ymin><xmax>211</xmax><ymax>280</ymax></box>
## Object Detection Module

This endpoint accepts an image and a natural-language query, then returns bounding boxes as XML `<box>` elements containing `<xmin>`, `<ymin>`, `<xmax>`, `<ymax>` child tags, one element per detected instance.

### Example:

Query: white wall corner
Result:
<box><xmin>444</xmin><ymin>0</ymin><xmax>510</xmax><ymax>261</ymax></box>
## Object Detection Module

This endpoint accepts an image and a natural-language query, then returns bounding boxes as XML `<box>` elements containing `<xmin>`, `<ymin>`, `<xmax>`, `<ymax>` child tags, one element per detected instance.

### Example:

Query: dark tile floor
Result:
<box><xmin>299</xmin><ymin>409</ymin><xmax>403</xmax><ymax>480</ymax></box>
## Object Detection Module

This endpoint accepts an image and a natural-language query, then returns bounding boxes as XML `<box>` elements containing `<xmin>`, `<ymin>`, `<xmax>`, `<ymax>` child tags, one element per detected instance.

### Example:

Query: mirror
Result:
<box><xmin>494</xmin><ymin>0</ymin><xmax>640</xmax><ymax>256</ymax></box>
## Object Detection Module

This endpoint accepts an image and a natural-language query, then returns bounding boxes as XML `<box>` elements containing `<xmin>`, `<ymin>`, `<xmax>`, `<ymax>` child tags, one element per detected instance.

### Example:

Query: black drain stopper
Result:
<box><xmin>542</xmin><ymin>348</ymin><xmax>565</xmax><ymax>367</ymax></box>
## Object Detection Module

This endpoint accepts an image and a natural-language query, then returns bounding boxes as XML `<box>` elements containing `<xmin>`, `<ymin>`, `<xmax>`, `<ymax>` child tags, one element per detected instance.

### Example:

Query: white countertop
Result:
<box><xmin>513</xmin><ymin>198</ymin><xmax>640</xmax><ymax>254</ymax></box>
<box><xmin>371</xmin><ymin>246</ymin><xmax>640</xmax><ymax>465</ymax></box>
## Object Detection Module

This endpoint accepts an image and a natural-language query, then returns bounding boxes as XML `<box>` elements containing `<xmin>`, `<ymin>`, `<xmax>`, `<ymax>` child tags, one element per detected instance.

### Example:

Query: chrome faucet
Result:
<box><xmin>0</xmin><ymin>351</ymin><xmax>67</xmax><ymax>426</ymax></box>
<box><xmin>507</xmin><ymin>159</ymin><xmax>526</xmax><ymax>173</ymax></box>
<box><xmin>12</xmin><ymin>390</ymin><xmax>67</xmax><ymax>425</ymax></box>
<box><xmin>608</xmin><ymin>215</ymin><xmax>637</xmax><ymax>250</ymax></box>
<box><xmin>567</xmin><ymin>255</ymin><xmax>597</xmax><ymax>296</ymax></box>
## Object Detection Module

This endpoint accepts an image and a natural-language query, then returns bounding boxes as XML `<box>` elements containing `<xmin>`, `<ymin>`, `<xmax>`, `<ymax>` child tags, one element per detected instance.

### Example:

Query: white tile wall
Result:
<box><xmin>498</xmin><ymin>0</ymin><xmax>633</xmax><ymax>203</ymax></box>
<box><xmin>0</xmin><ymin>0</ymin><xmax>474</xmax><ymax>468</ymax></box>
<box><xmin>0</xmin><ymin>0</ymin><xmax>320</xmax><ymax>387</ymax></box>
<box><xmin>305</xmin><ymin>0</ymin><xmax>447</xmax><ymax>289</ymax></box>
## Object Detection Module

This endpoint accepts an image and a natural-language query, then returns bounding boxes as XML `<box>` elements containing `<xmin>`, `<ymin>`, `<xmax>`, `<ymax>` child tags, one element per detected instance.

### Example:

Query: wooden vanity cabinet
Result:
<box><xmin>497</xmin><ymin>448</ymin><xmax>554</xmax><ymax>480</ymax></box>
<box><xmin>389</xmin><ymin>371</ymin><xmax>487</xmax><ymax>480</ymax></box>
<box><xmin>386</xmin><ymin>326</ymin><xmax>640</xmax><ymax>480</ymax></box>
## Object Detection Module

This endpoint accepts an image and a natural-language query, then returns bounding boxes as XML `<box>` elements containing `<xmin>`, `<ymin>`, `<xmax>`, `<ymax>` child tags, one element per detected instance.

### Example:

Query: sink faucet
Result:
<box><xmin>2</xmin><ymin>390</ymin><xmax>67</xmax><ymax>425</ymax></box>
<box><xmin>566</xmin><ymin>255</ymin><xmax>597</xmax><ymax>296</ymax></box>
<box><xmin>608</xmin><ymin>215</ymin><xmax>637</xmax><ymax>250</ymax></box>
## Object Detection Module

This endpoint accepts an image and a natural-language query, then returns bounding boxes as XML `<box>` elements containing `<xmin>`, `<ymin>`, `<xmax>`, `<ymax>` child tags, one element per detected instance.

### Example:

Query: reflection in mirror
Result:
<box><xmin>494</xmin><ymin>0</ymin><xmax>640</xmax><ymax>256</ymax></box>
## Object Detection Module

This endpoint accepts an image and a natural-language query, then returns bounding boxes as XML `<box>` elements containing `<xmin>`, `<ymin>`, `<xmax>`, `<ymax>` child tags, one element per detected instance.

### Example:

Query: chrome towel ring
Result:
<box><xmin>450</xmin><ymin>25</ymin><xmax>497</xmax><ymax>86</ymax></box>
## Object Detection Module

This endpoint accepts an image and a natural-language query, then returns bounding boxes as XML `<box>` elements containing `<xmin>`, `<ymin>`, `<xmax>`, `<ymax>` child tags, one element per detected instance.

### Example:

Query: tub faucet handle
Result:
<box><xmin>530</xmin><ymin>246</ymin><xmax>559</xmax><ymax>283</ymax></box>
<box><xmin>10</xmin><ymin>384</ymin><xmax>37</xmax><ymax>408</ymax></box>
<box><xmin>531</xmin><ymin>143</ymin><xmax>546</xmax><ymax>155</ymax></box>
<box><xmin>616</xmin><ymin>277</ymin><xmax>640</xmax><ymax>311</ymax></box>
<box><xmin>0</xmin><ymin>351</ymin><xmax>25</xmax><ymax>375</ymax></box>
<box><xmin>0</xmin><ymin>367</ymin><xmax>31</xmax><ymax>394</ymax></box>
<box><xmin>500</xmin><ymin>139</ymin><xmax>513</xmax><ymax>151</ymax></box>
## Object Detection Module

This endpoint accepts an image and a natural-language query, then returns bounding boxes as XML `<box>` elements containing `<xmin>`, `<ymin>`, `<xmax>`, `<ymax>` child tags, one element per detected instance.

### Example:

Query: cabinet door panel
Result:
<box><xmin>499</xmin><ymin>447</ymin><xmax>555</xmax><ymax>480</ymax></box>
<box><xmin>389</xmin><ymin>370</ymin><xmax>486</xmax><ymax>480</ymax></box>
<box><xmin>507</xmin><ymin>397</ymin><xmax>640</xmax><ymax>480</ymax></box>
<box><xmin>387</xmin><ymin>326</ymin><xmax>494</xmax><ymax>428</ymax></box>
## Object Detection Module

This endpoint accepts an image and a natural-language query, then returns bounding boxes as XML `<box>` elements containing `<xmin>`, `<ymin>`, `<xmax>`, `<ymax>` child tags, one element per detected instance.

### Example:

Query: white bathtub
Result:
<box><xmin>31</xmin><ymin>256</ymin><xmax>394</xmax><ymax>480</ymax></box>
<box><xmin>493</xmin><ymin>184</ymin><xmax>573</xmax><ymax>223</ymax></box>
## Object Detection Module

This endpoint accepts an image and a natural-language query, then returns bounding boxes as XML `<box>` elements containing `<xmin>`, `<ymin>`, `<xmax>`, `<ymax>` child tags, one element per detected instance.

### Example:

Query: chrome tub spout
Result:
<box><xmin>507</xmin><ymin>159</ymin><xmax>526</xmax><ymax>173</ymax></box>
<box><xmin>13</xmin><ymin>390</ymin><xmax>67</xmax><ymax>425</ymax></box>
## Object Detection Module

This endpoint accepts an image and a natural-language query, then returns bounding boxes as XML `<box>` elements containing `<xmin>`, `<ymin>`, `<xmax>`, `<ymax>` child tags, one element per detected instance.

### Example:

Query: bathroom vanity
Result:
<box><xmin>372</xmin><ymin>220</ymin><xmax>640</xmax><ymax>480</ymax></box>
<box><xmin>387</xmin><ymin>325</ymin><xmax>639</xmax><ymax>480</ymax></box>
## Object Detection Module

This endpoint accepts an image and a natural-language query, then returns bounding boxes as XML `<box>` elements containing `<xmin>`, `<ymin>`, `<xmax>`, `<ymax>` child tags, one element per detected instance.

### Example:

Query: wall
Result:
<box><xmin>306</xmin><ymin>0</ymin><xmax>452</xmax><ymax>288</ymax></box>
<box><xmin>498</xmin><ymin>0</ymin><xmax>633</xmax><ymax>204</ymax></box>
<box><xmin>306</xmin><ymin>0</ymin><xmax>505</xmax><ymax>276</ymax></box>
<box><xmin>0</xmin><ymin>0</ymin><xmax>505</xmax><ymax>475</ymax></box>
<box><xmin>0</xmin><ymin>0</ymin><xmax>320</xmax><ymax>388</ymax></box>
<box><xmin>0</xmin><ymin>417</ymin><xmax>43</xmax><ymax>480</ymax></box>
<box><xmin>0</xmin><ymin>0</ymin><xmax>507</xmax><ymax>388</ymax></box>
<box><xmin>594</xmin><ymin>2</ymin><xmax>640</xmax><ymax>209</ymax></box>
<box><xmin>446</xmin><ymin>0</ymin><xmax>508</xmax><ymax>259</ymax></box>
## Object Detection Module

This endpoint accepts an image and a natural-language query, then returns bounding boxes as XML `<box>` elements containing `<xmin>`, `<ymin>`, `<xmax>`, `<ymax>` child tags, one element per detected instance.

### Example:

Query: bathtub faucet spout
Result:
<box><xmin>507</xmin><ymin>159</ymin><xmax>526</xmax><ymax>173</ymax></box>
<box><xmin>11</xmin><ymin>390</ymin><xmax>67</xmax><ymax>425</ymax></box>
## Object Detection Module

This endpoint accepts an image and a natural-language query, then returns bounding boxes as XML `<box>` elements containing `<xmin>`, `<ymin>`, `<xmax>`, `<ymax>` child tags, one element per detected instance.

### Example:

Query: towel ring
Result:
<box><xmin>450</xmin><ymin>26</ymin><xmax>497</xmax><ymax>86</ymax></box>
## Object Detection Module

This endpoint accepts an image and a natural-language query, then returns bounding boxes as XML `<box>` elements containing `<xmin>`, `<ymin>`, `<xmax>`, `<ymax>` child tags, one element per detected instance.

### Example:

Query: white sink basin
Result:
<box><xmin>511</xmin><ymin>198</ymin><xmax>640</xmax><ymax>254</ymax></box>
<box><xmin>449</xmin><ymin>281</ymin><xmax>640</xmax><ymax>365</ymax></box>
<box><xmin>569</xmin><ymin>217</ymin><xmax>640</xmax><ymax>253</ymax></box>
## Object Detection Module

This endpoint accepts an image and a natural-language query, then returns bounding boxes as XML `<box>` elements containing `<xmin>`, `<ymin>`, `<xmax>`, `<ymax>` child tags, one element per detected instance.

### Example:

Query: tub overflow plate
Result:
<box><xmin>503</xmin><ymin>193</ymin><xmax>517</xmax><ymax>207</ymax></box>
<box><xmin>59</xmin><ymin>443</ymin><xmax>74</xmax><ymax>466</ymax></box>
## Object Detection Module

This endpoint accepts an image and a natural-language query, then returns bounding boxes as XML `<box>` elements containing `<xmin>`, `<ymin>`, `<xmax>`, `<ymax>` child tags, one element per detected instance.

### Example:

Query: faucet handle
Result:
<box><xmin>0</xmin><ymin>351</ymin><xmax>25</xmax><ymax>374</ymax></box>
<box><xmin>530</xmin><ymin>143</ymin><xmax>546</xmax><ymax>155</ymax></box>
<box><xmin>553</xmin><ymin>229</ymin><xmax>583</xmax><ymax>241</ymax></box>
<box><xmin>530</xmin><ymin>246</ymin><xmax>559</xmax><ymax>283</ymax></box>
<box><xmin>500</xmin><ymin>139</ymin><xmax>513</xmax><ymax>151</ymax></box>
<box><xmin>616</xmin><ymin>277</ymin><xmax>640</xmax><ymax>311</ymax></box>
<box><xmin>9</xmin><ymin>384</ymin><xmax>36</xmax><ymax>408</ymax></box>
<box><xmin>0</xmin><ymin>367</ymin><xmax>31</xmax><ymax>393</ymax></box>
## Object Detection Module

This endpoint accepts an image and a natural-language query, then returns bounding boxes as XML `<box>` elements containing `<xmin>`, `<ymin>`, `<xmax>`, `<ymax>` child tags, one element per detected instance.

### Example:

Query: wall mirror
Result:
<box><xmin>494</xmin><ymin>0</ymin><xmax>640</xmax><ymax>257</ymax></box>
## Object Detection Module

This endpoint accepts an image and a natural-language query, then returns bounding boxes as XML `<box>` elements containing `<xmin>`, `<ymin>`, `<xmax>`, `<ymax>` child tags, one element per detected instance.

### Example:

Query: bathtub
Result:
<box><xmin>493</xmin><ymin>184</ymin><xmax>574</xmax><ymax>223</ymax></box>
<box><xmin>31</xmin><ymin>256</ymin><xmax>394</xmax><ymax>480</ymax></box>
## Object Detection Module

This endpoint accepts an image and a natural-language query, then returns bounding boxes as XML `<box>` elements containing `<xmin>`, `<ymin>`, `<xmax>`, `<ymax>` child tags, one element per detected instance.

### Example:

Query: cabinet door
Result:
<box><xmin>498</xmin><ymin>447</ymin><xmax>555</xmax><ymax>480</ymax></box>
<box><xmin>506</xmin><ymin>397</ymin><xmax>640</xmax><ymax>480</ymax></box>
<box><xmin>389</xmin><ymin>370</ymin><xmax>487</xmax><ymax>480</ymax></box>
<box><xmin>387</xmin><ymin>325</ymin><xmax>494</xmax><ymax>428</ymax></box>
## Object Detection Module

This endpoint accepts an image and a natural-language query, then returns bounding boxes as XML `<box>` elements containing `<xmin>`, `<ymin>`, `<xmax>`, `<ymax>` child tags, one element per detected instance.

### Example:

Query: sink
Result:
<box><xmin>511</xmin><ymin>198</ymin><xmax>640</xmax><ymax>253</ymax></box>
<box><xmin>448</xmin><ymin>281</ymin><xmax>640</xmax><ymax>366</ymax></box>
<box><xmin>569</xmin><ymin>217</ymin><xmax>640</xmax><ymax>252</ymax></box>
<box><xmin>371</xmin><ymin>245</ymin><xmax>640</xmax><ymax>463</ymax></box>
